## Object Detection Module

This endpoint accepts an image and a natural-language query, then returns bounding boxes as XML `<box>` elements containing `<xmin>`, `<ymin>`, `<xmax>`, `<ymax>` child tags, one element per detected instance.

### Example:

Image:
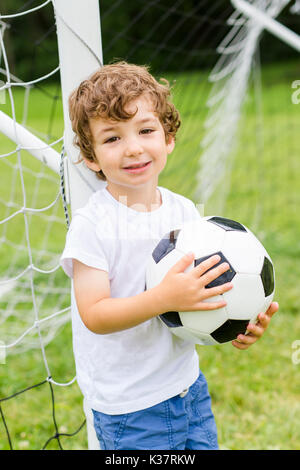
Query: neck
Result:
<box><xmin>106</xmin><ymin>183</ymin><xmax>161</xmax><ymax>212</ymax></box>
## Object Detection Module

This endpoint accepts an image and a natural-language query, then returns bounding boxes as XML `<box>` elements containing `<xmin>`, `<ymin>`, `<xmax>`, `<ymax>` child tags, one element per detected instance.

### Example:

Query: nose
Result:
<box><xmin>124</xmin><ymin>136</ymin><xmax>143</xmax><ymax>157</ymax></box>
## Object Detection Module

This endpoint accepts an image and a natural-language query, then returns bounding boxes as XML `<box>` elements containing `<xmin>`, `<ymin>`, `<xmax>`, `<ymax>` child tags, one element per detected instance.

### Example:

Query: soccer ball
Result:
<box><xmin>146</xmin><ymin>216</ymin><xmax>275</xmax><ymax>345</ymax></box>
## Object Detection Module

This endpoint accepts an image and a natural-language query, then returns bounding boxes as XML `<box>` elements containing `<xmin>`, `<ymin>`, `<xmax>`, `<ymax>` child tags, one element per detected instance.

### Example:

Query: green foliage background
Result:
<box><xmin>1</xmin><ymin>0</ymin><xmax>299</xmax><ymax>81</ymax></box>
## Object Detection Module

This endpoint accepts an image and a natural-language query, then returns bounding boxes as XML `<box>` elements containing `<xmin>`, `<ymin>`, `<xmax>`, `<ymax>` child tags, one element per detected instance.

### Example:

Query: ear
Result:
<box><xmin>83</xmin><ymin>157</ymin><xmax>101</xmax><ymax>172</ymax></box>
<box><xmin>166</xmin><ymin>135</ymin><xmax>175</xmax><ymax>155</ymax></box>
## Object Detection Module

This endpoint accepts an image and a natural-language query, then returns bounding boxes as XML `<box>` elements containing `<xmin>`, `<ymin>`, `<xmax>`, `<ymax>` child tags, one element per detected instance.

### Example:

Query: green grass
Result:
<box><xmin>0</xmin><ymin>61</ymin><xmax>300</xmax><ymax>450</ymax></box>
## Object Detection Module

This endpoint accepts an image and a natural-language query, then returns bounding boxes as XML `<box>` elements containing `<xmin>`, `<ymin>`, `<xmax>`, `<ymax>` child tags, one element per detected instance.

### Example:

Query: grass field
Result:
<box><xmin>0</xmin><ymin>61</ymin><xmax>299</xmax><ymax>450</ymax></box>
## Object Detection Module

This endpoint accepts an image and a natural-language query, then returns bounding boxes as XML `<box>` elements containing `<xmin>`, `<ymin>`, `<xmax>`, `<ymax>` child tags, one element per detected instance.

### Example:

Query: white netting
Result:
<box><xmin>0</xmin><ymin>3</ymin><xmax>70</xmax><ymax>359</ymax></box>
<box><xmin>0</xmin><ymin>0</ymin><xmax>86</xmax><ymax>451</ymax></box>
<box><xmin>195</xmin><ymin>0</ymin><xmax>291</xmax><ymax>209</ymax></box>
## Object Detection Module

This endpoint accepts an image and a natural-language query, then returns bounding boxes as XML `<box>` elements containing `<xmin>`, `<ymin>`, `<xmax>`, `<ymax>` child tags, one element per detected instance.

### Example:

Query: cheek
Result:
<box><xmin>94</xmin><ymin>149</ymin><xmax>114</xmax><ymax>170</ymax></box>
<box><xmin>157</xmin><ymin>152</ymin><xmax>168</xmax><ymax>170</ymax></box>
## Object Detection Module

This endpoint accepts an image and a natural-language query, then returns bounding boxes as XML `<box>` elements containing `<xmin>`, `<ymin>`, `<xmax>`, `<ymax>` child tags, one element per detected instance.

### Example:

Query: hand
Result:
<box><xmin>158</xmin><ymin>252</ymin><xmax>233</xmax><ymax>313</ymax></box>
<box><xmin>231</xmin><ymin>301</ymin><xmax>279</xmax><ymax>350</ymax></box>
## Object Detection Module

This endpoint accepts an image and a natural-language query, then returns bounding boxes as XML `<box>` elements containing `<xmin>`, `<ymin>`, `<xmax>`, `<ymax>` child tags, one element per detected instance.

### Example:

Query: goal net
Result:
<box><xmin>0</xmin><ymin>0</ymin><xmax>299</xmax><ymax>450</ymax></box>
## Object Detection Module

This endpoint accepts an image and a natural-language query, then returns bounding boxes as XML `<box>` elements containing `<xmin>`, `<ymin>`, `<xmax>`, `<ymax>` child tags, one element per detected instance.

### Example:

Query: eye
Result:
<box><xmin>104</xmin><ymin>136</ymin><xmax>119</xmax><ymax>144</ymax></box>
<box><xmin>140</xmin><ymin>128</ymin><xmax>154</xmax><ymax>135</ymax></box>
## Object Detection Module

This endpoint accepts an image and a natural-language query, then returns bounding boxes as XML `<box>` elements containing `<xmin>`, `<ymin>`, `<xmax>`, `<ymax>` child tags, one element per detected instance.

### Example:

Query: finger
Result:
<box><xmin>256</xmin><ymin>301</ymin><xmax>278</xmax><ymax>328</ymax></box>
<box><xmin>232</xmin><ymin>340</ymin><xmax>251</xmax><ymax>350</ymax></box>
<box><xmin>232</xmin><ymin>331</ymin><xmax>258</xmax><ymax>348</ymax></box>
<box><xmin>200</xmin><ymin>261</ymin><xmax>230</xmax><ymax>286</ymax></box>
<box><xmin>236</xmin><ymin>332</ymin><xmax>258</xmax><ymax>345</ymax></box>
<box><xmin>262</xmin><ymin>301</ymin><xmax>279</xmax><ymax>319</ymax></box>
<box><xmin>255</xmin><ymin>313</ymin><xmax>270</xmax><ymax>330</ymax></box>
<box><xmin>246</xmin><ymin>323</ymin><xmax>265</xmax><ymax>338</ymax></box>
<box><xmin>201</xmin><ymin>281</ymin><xmax>233</xmax><ymax>299</ymax></box>
<box><xmin>192</xmin><ymin>254</ymin><xmax>221</xmax><ymax>276</ymax></box>
<box><xmin>268</xmin><ymin>301</ymin><xmax>279</xmax><ymax>313</ymax></box>
<box><xmin>171</xmin><ymin>252</ymin><xmax>195</xmax><ymax>274</ymax></box>
<box><xmin>195</xmin><ymin>299</ymin><xmax>227</xmax><ymax>311</ymax></box>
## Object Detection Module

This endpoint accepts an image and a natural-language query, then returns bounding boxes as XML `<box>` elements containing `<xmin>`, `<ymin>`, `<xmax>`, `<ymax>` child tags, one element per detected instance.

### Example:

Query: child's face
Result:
<box><xmin>86</xmin><ymin>95</ymin><xmax>175</xmax><ymax>197</ymax></box>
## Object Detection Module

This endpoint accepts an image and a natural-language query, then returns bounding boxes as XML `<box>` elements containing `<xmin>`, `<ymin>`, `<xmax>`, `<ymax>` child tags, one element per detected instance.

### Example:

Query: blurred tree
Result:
<box><xmin>0</xmin><ymin>0</ymin><xmax>298</xmax><ymax>82</ymax></box>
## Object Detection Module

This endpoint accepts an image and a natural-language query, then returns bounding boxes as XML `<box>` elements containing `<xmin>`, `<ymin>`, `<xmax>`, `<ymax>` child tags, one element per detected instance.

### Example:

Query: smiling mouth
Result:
<box><xmin>123</xmin><ymin>161</ymin><xmax>151</xmax><ymax>170</ymax></box>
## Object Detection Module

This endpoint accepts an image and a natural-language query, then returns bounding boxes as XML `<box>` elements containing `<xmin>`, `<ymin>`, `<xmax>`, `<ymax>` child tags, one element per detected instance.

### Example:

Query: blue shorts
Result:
<box><xmin>92</xmin><ymin>371</ymin><xmax>218</xmax><ymax>450</ymax></box>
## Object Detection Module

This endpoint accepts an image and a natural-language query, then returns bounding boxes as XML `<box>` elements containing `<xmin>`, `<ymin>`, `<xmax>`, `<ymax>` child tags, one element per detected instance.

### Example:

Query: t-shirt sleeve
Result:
<box><xmin>60</xmin><ymin>214</ymin><xmax>109</xmax><ymax>278</ymax></box>
<box><xmin>190</xmin><ymin>201</ymin><xmax>202</xmax><ymax>220</ymax></box>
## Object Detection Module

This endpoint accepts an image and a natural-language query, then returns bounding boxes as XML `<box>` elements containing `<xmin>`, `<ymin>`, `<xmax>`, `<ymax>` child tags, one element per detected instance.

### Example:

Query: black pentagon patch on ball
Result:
<box><xmin>211</xmin><ymin>319</ymin><xmax>249</xmax><ymax>343</ymax></box>
<box><xmin>194</xmin><ymin>251</ymin><xmax>236</xmax><ymax>288</ymax></box>
<box><xmin>160</xmin><ymin>311</ymin><xmax>183</xmax><ymax>328</ymax></box>
<box><xmin>152</xmin><ymin>229</ymin><xmax>181</xmax><ymax>263</ymax></box>
<box><xmin>207</xmin><ymin>216</ymin><xmax>247</xmax><ymax>232</ymax></box>
<box><xmin>260</xmin><ymin>257</ymin><xmax>275</xmax><ymax>296</ymax></box>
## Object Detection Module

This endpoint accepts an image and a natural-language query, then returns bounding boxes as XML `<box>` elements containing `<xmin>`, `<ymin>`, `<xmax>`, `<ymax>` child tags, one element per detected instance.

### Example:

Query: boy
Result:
<box><xmin>60</xmin><ymin>62</ymin><xmax>278</xmax><ymax>450</ymax></box>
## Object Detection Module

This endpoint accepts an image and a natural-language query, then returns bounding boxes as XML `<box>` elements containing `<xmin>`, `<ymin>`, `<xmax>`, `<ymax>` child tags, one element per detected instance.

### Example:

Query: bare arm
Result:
<box><xmin>73</xmin><ymin>253</ymin><xmax>233</xmax><ymax>334</ymax></box>
<box><xmin>73</xmin><ymin>258</ymin><xmax>168</xmax><ymax>334</ymax></box>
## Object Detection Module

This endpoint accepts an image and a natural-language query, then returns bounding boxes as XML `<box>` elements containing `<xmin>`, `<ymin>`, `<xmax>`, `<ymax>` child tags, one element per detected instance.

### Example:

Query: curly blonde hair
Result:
<box><xmin>68</xmin><ymin>61</ymin><xmax>181</xmax><ymax>180</ymax></box>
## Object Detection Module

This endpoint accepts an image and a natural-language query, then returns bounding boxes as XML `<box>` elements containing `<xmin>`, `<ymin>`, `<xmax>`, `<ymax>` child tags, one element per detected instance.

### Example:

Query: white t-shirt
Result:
<box><xmin>60</xmin><ymin>186</ymin><xmax>201</xmax><ymax>414</ymax></box>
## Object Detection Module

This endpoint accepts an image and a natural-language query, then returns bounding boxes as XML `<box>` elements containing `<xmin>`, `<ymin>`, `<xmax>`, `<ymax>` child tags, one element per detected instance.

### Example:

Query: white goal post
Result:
<box><xmin>53</xmin><ymin>0</ymin><xmax>105</xmax><ymax>450</ymax></box>
<box><xmin>53</xmin><ymin>0</ymin><xmax>105</xmax><ymax>210</ymax></box>
<box><xmin>0</xmin><ymin>110</ymin><xmax>60</xmax><ymax>174</ymax></box>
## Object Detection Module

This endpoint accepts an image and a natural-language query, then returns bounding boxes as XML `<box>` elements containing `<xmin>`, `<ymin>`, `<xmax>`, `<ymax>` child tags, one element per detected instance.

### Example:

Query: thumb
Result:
<box><xmin>171</xmin><ymin>252</ymin><xmax>195</xmax><ymax>273</ymax></box>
